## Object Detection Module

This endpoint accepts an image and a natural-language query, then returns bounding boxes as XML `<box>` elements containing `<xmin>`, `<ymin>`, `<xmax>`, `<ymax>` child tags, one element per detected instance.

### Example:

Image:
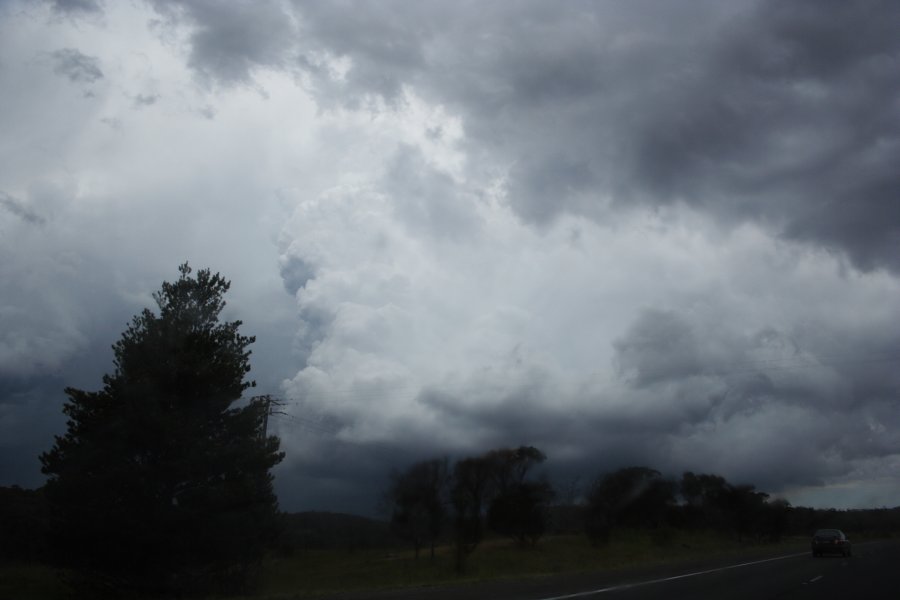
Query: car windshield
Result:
<box><xmin>815</xmin><ymin>530</ymin><xmax>841</xmax><ymax>537</ymax></box>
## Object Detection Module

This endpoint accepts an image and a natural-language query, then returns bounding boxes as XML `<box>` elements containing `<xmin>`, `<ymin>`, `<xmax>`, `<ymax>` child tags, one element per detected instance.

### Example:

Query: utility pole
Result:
<box><xmin>252</xmin><ymin>394</ymin><xmax>286</xmax><ymax>439</ymax></box>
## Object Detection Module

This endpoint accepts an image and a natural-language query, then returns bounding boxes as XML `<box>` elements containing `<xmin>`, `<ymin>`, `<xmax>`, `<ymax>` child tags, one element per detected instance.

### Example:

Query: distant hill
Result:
<box><xmin>279</xmin><ymin>511</ymin><xmax>400</xmax><ymax>552</ymax></box>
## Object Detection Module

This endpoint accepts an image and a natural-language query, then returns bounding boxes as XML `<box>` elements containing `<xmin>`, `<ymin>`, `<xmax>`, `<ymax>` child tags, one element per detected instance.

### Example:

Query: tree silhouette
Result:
<box><xmin>387</xmin><ymin>458</ymin><xmax>448</xmax><ymax>559</ymax></box>
<box><xmin>485</xmin><ymin>446</ymin><xmax>552</xmax><ymax>545</ymax></box>
<box><xmin>0</xmin><ymin>485</ymin><xmax>48</xmax><ymax>563</ymax></box>
<box><xmin>485</xmin><ymin>446</ymin><xmax>546</xmax><ymax>493</ymax></box>
<box><xmin>450</xmin><ymin>455</ymin><xmax>494</xmax><ymax>572</ymax></box>
<box><xmin>40</xmin><ymin>264</ymin><xmax>284</xmax><ymax>596</ymax></box>
<box><xmin>488</xmin><ymin>480</ymin><xmax>554</xmax><ymax>546</ymax></box>
<box><xmin>585</xmin><ymin>467</ymin><xmax>675</xmax><ymax>544</ymax></box>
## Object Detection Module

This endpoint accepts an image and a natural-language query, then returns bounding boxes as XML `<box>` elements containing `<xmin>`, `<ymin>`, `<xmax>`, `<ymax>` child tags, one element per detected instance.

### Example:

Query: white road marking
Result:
<box><xmin>532</xmin><ymin>551</ymin><xmax>810</xmax><ymax>600</ymax></box>
<box><xmin>809</xmin><ymin>575</ymin><xmax>823</xmax><ymax>583</ymax></box>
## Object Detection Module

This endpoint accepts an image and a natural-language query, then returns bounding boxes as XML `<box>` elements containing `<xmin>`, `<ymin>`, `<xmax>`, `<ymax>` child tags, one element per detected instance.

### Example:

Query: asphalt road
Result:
<box><xmin>529</xmin><ymin>541</ymin><xmax>899</xmax><ymax>600</ymax></box>
<box><xmin>320</xmin><ymin>540</ymin><xmax>900</xmax><ymax>600</ymax></box>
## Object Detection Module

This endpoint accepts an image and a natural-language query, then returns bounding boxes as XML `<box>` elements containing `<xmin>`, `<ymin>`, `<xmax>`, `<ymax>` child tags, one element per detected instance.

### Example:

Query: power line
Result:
<box><xmin>270</xmin><ymin>412</ymin><xmax>341</xmax><ymax>436</ymax></box>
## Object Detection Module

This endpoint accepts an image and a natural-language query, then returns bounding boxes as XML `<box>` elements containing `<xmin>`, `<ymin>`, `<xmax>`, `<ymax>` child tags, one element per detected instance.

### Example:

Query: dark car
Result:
<box><xmin>811</xmin><ymin>529</ymin><xmax>851</xmax><ymax>557</ymax></box>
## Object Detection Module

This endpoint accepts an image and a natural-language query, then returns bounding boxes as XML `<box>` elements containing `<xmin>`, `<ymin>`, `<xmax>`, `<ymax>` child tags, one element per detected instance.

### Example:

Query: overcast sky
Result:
<box><xmin>2</xmin><ymin>0</ymin><xmax>899</xmax><ymax>515</ymax></box>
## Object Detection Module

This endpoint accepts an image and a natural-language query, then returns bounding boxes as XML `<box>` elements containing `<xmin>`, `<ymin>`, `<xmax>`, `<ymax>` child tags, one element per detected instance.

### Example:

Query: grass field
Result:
<box><xmin>256</xmin><ymin>530</ymin><xmax>807</xmax><ymax>598</ymax></box>
<box><xmin>0</xmin><ymin>531</ymin><xmax>807</xmax><ymax>599</ymax></box>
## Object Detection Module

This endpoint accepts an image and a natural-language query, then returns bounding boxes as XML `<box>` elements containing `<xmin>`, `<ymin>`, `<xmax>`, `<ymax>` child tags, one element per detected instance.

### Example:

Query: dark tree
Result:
<box><xmin>679</xmin><ymin>472</ymin><xmax>780</xmax><ymax>540</ymax></box>
<box><xmin>760</xmin><ymin>497</ymin><xmax>792</xmax><ymax>542</ymax></box>
<box><xmin>680</xmin><ymin>471</ymin><xmax>730</xmax><ymax>507</ymax></box>
<box><xmin>721</xmin><ymin>484</ymin><xmax>769</xmax><ymax>542</ymax></box>
<box><xmin>679</xmin><ymin>471</ymin><xmax>732</xmax><ymax>530</ymax></box>
<box><xmin>585</xmin><ymin>467</ymin><xmax>675</xmax><ymax>544</ymax></box>
<box><xmin>40</xmin><ymin>264</ymin><xmax>284</xmax><ymax>597</ymax></box>
<box><xmin>487</xmin><ymin>480</ymin><xmax>554</xmax><ymax>546</ymax></box>
<box><xmin>549</xmin><ymin>476</ymin><xmax>585</xmax><ymax>535</ymax></box>
<box><xmin>484</xmin><ymin>446</ymin><xmax>552</xmax><ymax>546</ymax></box>
<box><xmin>0</xmin><ymin>485</ymin><xmax>49</xmax><ymax>563</ymax></box>
<box><xmin>448</xmin><ymin>445</ymin><xmax>551</xmax><ymax>570</ymax></box>
<box><xmin>387</xmin><ymin>458</ymin><xmax>448</xmax><ymax>559</ymax></box>
<box><xmin>450</xmin><ymin>455</ymin><xmax>494</xmax><ymax>573</ymax></box>
<box><xmin>485</xmin><ymin>446</ymin><xmax>546</xmax><ymax>494</ymax></box>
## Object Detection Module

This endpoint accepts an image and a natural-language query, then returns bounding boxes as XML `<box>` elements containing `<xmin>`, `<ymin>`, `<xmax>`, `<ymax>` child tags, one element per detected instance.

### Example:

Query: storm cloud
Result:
<box><xmin>50</xmin><ymin>48</ymin><xmax>103</xmax><ymax>83</ymax></box>
<box><xmin>2</xmin><ymin>0</ymin><xmax>899</xmax><ymax>514</ymax></box>
<box><xmin>43</xmin><ymin>0</ymin><xmax>103</xmax><ymax>17</ymax></box>
<box><xmin>133</xmin><ymin>0</ymin><xmax>900</xmax><ymax>271</ymax></box>
<box><xmin>0</xmin><ymin>191</ymin><xmax>45</xmax><ymax>225</ymax></box>
<box><xmin>290</xmin><ymin>0</ymin><xmax>900</xmax><ymax>273</ymax></box>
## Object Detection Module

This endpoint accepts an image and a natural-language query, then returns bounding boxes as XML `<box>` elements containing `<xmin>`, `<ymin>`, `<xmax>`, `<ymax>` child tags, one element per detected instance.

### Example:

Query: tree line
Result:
<box><xmin>384</xmin><ymin>451</ymin><xmax>900</xmax><ymax>570</ymax></box>
<box><xmin>385</xmin><ymin>446</ymin><xmax>553</xmax><ymax>571</ymax></box>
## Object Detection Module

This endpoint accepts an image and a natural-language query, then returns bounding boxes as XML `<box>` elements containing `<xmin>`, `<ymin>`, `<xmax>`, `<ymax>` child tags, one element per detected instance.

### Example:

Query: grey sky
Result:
<box><xmin>1</xmin><ymin>0</ymin><xmax>898</xmax><ymax>514</ymax></box>
<box><xmin>50</xmin><ymin>48</ymin><xmax>103</xmax><ymax>83</ymax></box>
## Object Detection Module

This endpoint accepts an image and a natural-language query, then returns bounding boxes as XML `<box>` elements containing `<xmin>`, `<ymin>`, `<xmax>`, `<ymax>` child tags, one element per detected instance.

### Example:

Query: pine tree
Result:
<box><xmin>40</xmin><ymin>264</ymin><xmax>284</xmax><ymax>596</ymax></box>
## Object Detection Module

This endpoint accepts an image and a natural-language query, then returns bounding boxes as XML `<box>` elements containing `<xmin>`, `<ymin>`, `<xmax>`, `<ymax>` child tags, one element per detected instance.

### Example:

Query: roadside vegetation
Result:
<box><xmin>0</xmin><ymin>526</ymin><xmax>873</xmax><ymax>600</ymax></box>
<box><xmin>7</xmin><ymin>488</ymin><xmax>900</xmax><ymax>600</ymax></box>
<box><xmin>5</xmin><ymin>468</ymin><xmax>900</xmax><ymax>599</ymax></box>
<box><xmin>257</xmin><ymin>528</ymin><xmax>810</xmax><ymax>598</ymax></box>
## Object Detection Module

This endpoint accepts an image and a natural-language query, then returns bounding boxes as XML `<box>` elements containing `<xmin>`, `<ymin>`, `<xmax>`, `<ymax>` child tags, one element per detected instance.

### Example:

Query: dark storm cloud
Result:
<box><xmin>144</xmin><ymin>0</ymin><xmax>900</xmax><ymax>269</ymax></box>
<box><xmin>291</xmin><ymin>1</ymin><xmax>438</xmax><ymax>105</ymax></box>
<box><xmin>273</xmin><ymin>0</ymin><xmax>900</xmax><ymax>272</ymax></box>
<box><xmin>273</xmin><ymin>436</ymin><xmax>441</xmax><ymax>516</ymax></box>
<box><xmin>606</xmin><ymin>307</ymin><xmax>900</xmax><ymax>494</ymax></box>
<box><xmin>275</xmin><ymin>165</ymin><xmax>900</xmax><ymax>510</ymax></box>
<box><xmin>613</xmin><ymin>310</ymin><xmax>705</xmax><ymax>387</ymax></box>
<box><xmin>279</xmin><ymin>255</ymin><xmax>316</xmax><ymax>296</ymax></box>
<box><xmin>630</xmin><ymin>0</ymin><xmax>900</xmax><ymax>271</ymax></box>
<box><xmin>416</xmin><ymin>382</ymin><xmax>716</xmax><ymax>497</ymax></box>
<box><xmin>147</xmin><ymin>0</ymin><xmax>298</xmax><ymax>86</ymax></box>
<box><xmin>0</xmin><ymin>191</ymin><xmax>45</xmax><ymax>225</ymax></box>
<box><xmin>132</xmin><ymin>93</ymin><xmax>159</xmax><ymax>107</ymax></box>
<box><xmin>0</xmin><ymin>331</ymin><xmax>119</xmax><ymax>489</ymax></box>
<box><xmin>43</xmin><ymin>0</ymin><xmax>102</xmax><ymax>16</ymax></box>
<box><xmin>6</xmin><ymin>0</ymin><xmax>899</xmax><ymax>515</ymax></box>
<box><xmin>50</xmin><ymin>48</ymin><xmax>103</xmax><ymax>83</ymax></box>
<box><xmin>0</xmin><ymin>374</ymin><xmax>67</xmax><ymax>488</ymax></box>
